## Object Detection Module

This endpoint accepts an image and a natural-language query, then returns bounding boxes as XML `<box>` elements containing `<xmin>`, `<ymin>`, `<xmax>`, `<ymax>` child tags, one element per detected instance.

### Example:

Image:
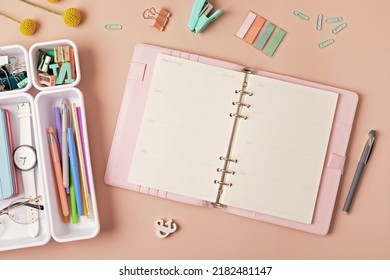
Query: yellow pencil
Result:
<box><xmin>71</xmin><ymin>103</ymin><xmax>92</xmax><ymax>219</ymax></box>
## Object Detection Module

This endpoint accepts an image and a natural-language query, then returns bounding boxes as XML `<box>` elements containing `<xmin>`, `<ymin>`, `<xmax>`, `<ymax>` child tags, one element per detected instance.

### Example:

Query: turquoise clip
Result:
<box><xmin>188</xmin><ymin>0</ymin><xmax>223</xmax><ymax>34</ymax></box>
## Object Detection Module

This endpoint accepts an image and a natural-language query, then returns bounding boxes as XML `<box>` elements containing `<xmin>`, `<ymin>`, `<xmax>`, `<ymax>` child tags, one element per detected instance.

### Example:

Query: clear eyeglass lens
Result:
<box><xmin>7</xmin><ymin>198</ymin><xmax>40</xmax><ymax>224</ymax></box>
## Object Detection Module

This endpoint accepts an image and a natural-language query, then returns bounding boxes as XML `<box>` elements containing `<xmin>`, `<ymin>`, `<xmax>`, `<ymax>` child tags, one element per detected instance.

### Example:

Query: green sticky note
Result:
<box><xmin>265</xmin><ymin>29</ymin><xmax>286</xmax><ymax>57</ymax></box>
<box><xmin>255</xmin><ymin>23</ymin><xmax>275</xmax><ymax>50</ymax></box>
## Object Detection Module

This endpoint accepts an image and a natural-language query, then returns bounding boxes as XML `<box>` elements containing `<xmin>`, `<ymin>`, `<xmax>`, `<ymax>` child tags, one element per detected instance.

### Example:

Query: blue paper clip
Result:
<box><xmin>188</xmin><ymin>0</ymin><xmax>223</xmax><ymax>34</ymax></box>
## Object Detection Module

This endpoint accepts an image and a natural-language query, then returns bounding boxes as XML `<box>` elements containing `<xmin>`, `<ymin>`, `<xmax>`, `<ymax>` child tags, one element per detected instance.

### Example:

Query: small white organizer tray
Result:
<box><xmin>0</xmin><ymin>40</ymin><xmax>99</xmax><ymax>252</ymax></box>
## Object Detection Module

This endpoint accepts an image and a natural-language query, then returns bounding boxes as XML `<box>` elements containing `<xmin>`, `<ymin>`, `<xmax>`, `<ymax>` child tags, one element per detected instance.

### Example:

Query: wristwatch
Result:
<box><xmin>13</xmin><ymin>102</ymin><xmax>39</xmax><ymax>238</ymax></box>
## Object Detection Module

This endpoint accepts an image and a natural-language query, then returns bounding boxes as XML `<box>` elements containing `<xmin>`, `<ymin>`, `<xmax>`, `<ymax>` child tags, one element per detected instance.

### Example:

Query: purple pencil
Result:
<box><xmin>54</xmin><ymin>107</ymin><xmax>62</xmax><ymax>151</ymax></box>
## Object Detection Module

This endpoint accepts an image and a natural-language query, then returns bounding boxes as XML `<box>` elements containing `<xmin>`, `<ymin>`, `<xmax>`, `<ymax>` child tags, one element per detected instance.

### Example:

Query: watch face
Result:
<box><xmin>13</xmin><ymin>145</ymin><xmax>37</xmax><ymax>171</ymax></box>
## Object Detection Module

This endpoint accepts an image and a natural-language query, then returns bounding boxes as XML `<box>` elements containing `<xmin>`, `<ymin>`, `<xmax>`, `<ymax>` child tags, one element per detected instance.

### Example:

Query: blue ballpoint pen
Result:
<box><xmin>68</xmin><ymin>127</ymin><xmax>83</xmax><ymax>216</ymax></box>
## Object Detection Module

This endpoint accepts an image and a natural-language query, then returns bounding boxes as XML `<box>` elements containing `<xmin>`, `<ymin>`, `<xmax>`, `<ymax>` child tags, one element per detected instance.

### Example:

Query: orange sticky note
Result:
<box><xmin>244</xmin><ymin>16</ymin><xmax>266</xmax><ymax>44</ymax></box>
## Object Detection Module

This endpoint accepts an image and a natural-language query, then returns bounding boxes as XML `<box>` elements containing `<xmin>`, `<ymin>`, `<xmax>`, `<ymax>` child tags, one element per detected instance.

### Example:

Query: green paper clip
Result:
<box><xmin>105</xmin><ymin>24</ymin><xmax>123</xmax><ymax>30</ymax></box>
<box><xmin>316</xmin><ymin>13</ymin><xmax>323</xmax><ymax>31</ymax></box>
<box><xmin>332</xmin><ymin>22</ymin><xmax>347</xmax><ymax>34</ymax></box>
<box><xmin>293</xmin><ymin>10</ymin><xmax>309</xmax><ymax>21</ymax></box>
<box><xmin>318</xmin><ymin>39</ymin><xmax>335</xmax><ymax>49</ymax></box>
<box><xmin>325</xmin><ymin>17</ymin><xmax>343</xmax><ymax>23</ymax></box>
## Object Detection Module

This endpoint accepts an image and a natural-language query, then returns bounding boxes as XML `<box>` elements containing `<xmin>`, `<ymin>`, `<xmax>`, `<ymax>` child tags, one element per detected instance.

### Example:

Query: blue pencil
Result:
<box><xmin>68</xmin><ymin>127</ymin><xmax>83</xmax><ymax>216</ymax></box>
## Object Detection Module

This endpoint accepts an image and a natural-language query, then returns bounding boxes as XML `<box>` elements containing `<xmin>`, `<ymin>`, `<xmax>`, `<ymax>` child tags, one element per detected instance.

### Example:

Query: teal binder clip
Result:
<box><xmin>188</xmin><ymin>0</ymin><xmax>223</xmax><ymax>34</ymax></box>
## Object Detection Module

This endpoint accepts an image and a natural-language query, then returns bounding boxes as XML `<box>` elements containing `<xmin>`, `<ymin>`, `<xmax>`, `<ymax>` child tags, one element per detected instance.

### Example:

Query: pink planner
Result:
<box><xmin>105</xmin><ymin>43</ymin><xmax>358</xmax><ymax>235</ymax></box>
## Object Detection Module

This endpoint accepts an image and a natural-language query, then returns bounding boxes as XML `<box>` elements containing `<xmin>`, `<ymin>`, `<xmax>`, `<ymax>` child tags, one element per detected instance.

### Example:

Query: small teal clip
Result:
<box><xmin>188</xmin><ymin>0</ymin><xmax>223</xmax><ymax>34</ymax></box>
<box><xmin>105</xmin><ymin>24</ymin><xmax>123</xmax><ymax>30</ymax></box>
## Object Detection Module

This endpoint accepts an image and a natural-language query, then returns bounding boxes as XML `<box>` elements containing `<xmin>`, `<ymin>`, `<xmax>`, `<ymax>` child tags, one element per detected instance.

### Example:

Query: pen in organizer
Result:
<box><xmin>69</xmin><ymin>166</ymin><xmax>79</xmax><ymax>224</ymax></box>
<box><xmin>77</xmin><ymin>107</ymin><xmax>91</xmax><ymax>193</ymax></box>
<box><xmin>68</xmin><ymin>127</ymin><xmax>84</xmax><ymax>216</ymax></box>
<box><xmin>61</xmin><ymin>100</ymin><xmax>70</xmax><ymax>193</ymax></box>
<box><xmin>71</xmin><ymin>103</ymin><xmax>93</xmax><ymax>219</ymax></box>
<box><xmin>47</xmin><ymin>127</ymin><xmax>69</xmax><ymax>222</ymax></box>
<box><xmin>54</xmin><ymin>107</ymin><xmax>62</xmax><ymax>151</ymax></box>
<box><xmin>343</xmin><ymin>130</ymin><xmax>376</xmax><ymax>214</ymax></box>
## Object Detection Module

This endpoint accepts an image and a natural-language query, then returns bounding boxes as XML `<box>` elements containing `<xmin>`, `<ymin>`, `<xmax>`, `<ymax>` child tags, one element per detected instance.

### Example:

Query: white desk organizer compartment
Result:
<box><xmin>0</xmin><ymin>89</ymin><xmax>100</xmax><ymax>252</ymax></box>
<box><xmin>29</xmin><ymin>39</ymin><xmax>81</xmax><ymax>91</ymax></box>
<box><xmin>0</xmin><ymin>93</ymin><xmax>51</xmax><ymax>252</ymax></box>
<box><xmin>0</xmin><ymin>45</ymin><xmax>32</xmax><ymax>94</ymax></box>
<box><xmin>35</xmin><ymin>88</ymin><xmax>100</xmax><ymax>242</ymax></box>
<box><xmin>0</xmin><ymin>40</ymin><xmax>99</xmax><ymax>252</ymax></box>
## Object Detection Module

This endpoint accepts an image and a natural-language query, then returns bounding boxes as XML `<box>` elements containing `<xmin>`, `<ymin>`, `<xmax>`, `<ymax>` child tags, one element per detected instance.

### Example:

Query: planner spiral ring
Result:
<box><xmin>229</xmin><ymin>113</ymin><xmax>248</xmax><ymax>119</ymax></box>
<box><xmin>219</xmin><ymin>156</ymin><xmax>238</xmax><ymax>163</ymax></box>
<box><xmin>217</xmin><ymin>168</ymin><xmax>236</xmax><ymax>175</ymax></box>
<box><xmin>214</xmin><ymin>180</ymin><xmax>233</xmax><ymax>187</ymax></box>
<box><xmin>234</xmin><ymin>90</ymin><xmax>253</xmax><ymax>96</ymax></box>
<box><xmin>212</xmin><ymin>68</ymin><xmax>253</xmax><ymax>209</ymax></box>
<box><xmin>232</xmin><ymin>101</ymin><xmax>251</xmax><ymax>108</ymax></box>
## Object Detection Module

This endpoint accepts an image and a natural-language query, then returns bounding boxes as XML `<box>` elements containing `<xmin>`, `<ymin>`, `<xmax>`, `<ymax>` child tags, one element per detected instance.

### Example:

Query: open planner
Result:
<box><xmin>105</xmin><ymin>43</ymin><xmax>358</xmax><ymax>235</ymax></box>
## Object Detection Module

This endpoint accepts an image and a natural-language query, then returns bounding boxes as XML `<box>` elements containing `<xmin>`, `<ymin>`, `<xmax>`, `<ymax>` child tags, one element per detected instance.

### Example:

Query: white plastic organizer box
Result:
<box><xmin>0</xmin><ymin>40</ymin><xmax>99</xmax><ymax>252</ymax></box>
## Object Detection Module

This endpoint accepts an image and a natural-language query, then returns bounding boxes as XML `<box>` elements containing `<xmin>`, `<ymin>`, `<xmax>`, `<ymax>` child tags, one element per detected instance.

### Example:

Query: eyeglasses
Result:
<box><xmin>0</xmin><ymin>195</ymin><xmax>44</xmax><ymax>234</ymax></box>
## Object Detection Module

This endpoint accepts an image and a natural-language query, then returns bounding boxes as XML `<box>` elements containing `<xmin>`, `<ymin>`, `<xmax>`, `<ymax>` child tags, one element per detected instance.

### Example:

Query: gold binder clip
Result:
<box><xmin>143</xmin><ymin>7</ymin><xmax>171</xmax><ymax>31</ymax></box>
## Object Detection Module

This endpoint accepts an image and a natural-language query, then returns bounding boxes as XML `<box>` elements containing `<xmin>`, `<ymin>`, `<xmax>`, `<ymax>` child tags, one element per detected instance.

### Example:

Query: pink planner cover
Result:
<box><xmin>105</xmin><ymin>43</ymin><xmax>358</xmax><ymax>235</ymax></box>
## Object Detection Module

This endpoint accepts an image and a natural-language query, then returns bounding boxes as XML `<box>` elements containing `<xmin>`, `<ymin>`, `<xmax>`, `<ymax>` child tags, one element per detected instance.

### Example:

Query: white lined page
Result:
<box><xmin>128</xmin><ymin>54</ymin><xmax>245</xmax><ymax>201</ymax></box>
<box><xmin>222</xmin><ymin>75</ymin><xmax>338</xmax><ymax>224</ymax></box>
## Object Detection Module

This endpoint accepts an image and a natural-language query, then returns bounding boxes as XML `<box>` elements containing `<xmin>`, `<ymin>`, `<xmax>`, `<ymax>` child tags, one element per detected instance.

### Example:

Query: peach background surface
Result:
<box><xmin>1</xmin><ymin>0</ymin><xmax>390</xmax><ymax>259</ymax></box>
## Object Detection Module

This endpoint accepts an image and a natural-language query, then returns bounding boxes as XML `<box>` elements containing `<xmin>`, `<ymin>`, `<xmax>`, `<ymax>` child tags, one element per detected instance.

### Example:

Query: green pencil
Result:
<box><xmin>69</xmin><ymin>167</ymin><xmax>79</xmax><ymax>224</ymax></box>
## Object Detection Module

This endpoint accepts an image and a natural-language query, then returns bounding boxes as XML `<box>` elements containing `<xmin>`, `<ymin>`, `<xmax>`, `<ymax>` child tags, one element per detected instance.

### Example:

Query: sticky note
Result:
<box><xmin>244</xmin><ymin>16</ymin><xmax>266</xmax><ymax>44</ymax></box>
<box><xmin>236</xmin><ymin>12</ymin><xmax>257</xmax><ymax>39</ymax></box>
<box><xmin>265</xmin><ymin>29</ymin><xmax>286</xmax><ymax>56</ymax></box>
<box><xmin>255</xmin><ymin>22</ymin><xmax>275</xmax><ymax>50</ymax></box>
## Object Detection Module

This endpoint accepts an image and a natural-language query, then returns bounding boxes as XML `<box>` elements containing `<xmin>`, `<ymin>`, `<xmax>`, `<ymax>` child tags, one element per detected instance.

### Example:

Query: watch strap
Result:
<box><xmin>17</xmin><ymin>102</ymin><xmax>39</xmax><ymax>238</ymax></box>
<box><xmin>23</xmin><ymin>170</ymin><xmax>39</xmax><ymax>237</ymax></box>
<box><xmin>17</xmin><ymin>102</ymin><xmax>33</xmax><ymax>146</ymax></box>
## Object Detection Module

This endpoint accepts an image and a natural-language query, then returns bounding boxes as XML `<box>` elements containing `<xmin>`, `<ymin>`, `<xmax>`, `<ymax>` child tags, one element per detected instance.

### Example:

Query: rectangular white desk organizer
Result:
<box><xmin>0</xmin><ymin>40</ymin><xmax>100</xmax><ymax>252</ymax></box>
